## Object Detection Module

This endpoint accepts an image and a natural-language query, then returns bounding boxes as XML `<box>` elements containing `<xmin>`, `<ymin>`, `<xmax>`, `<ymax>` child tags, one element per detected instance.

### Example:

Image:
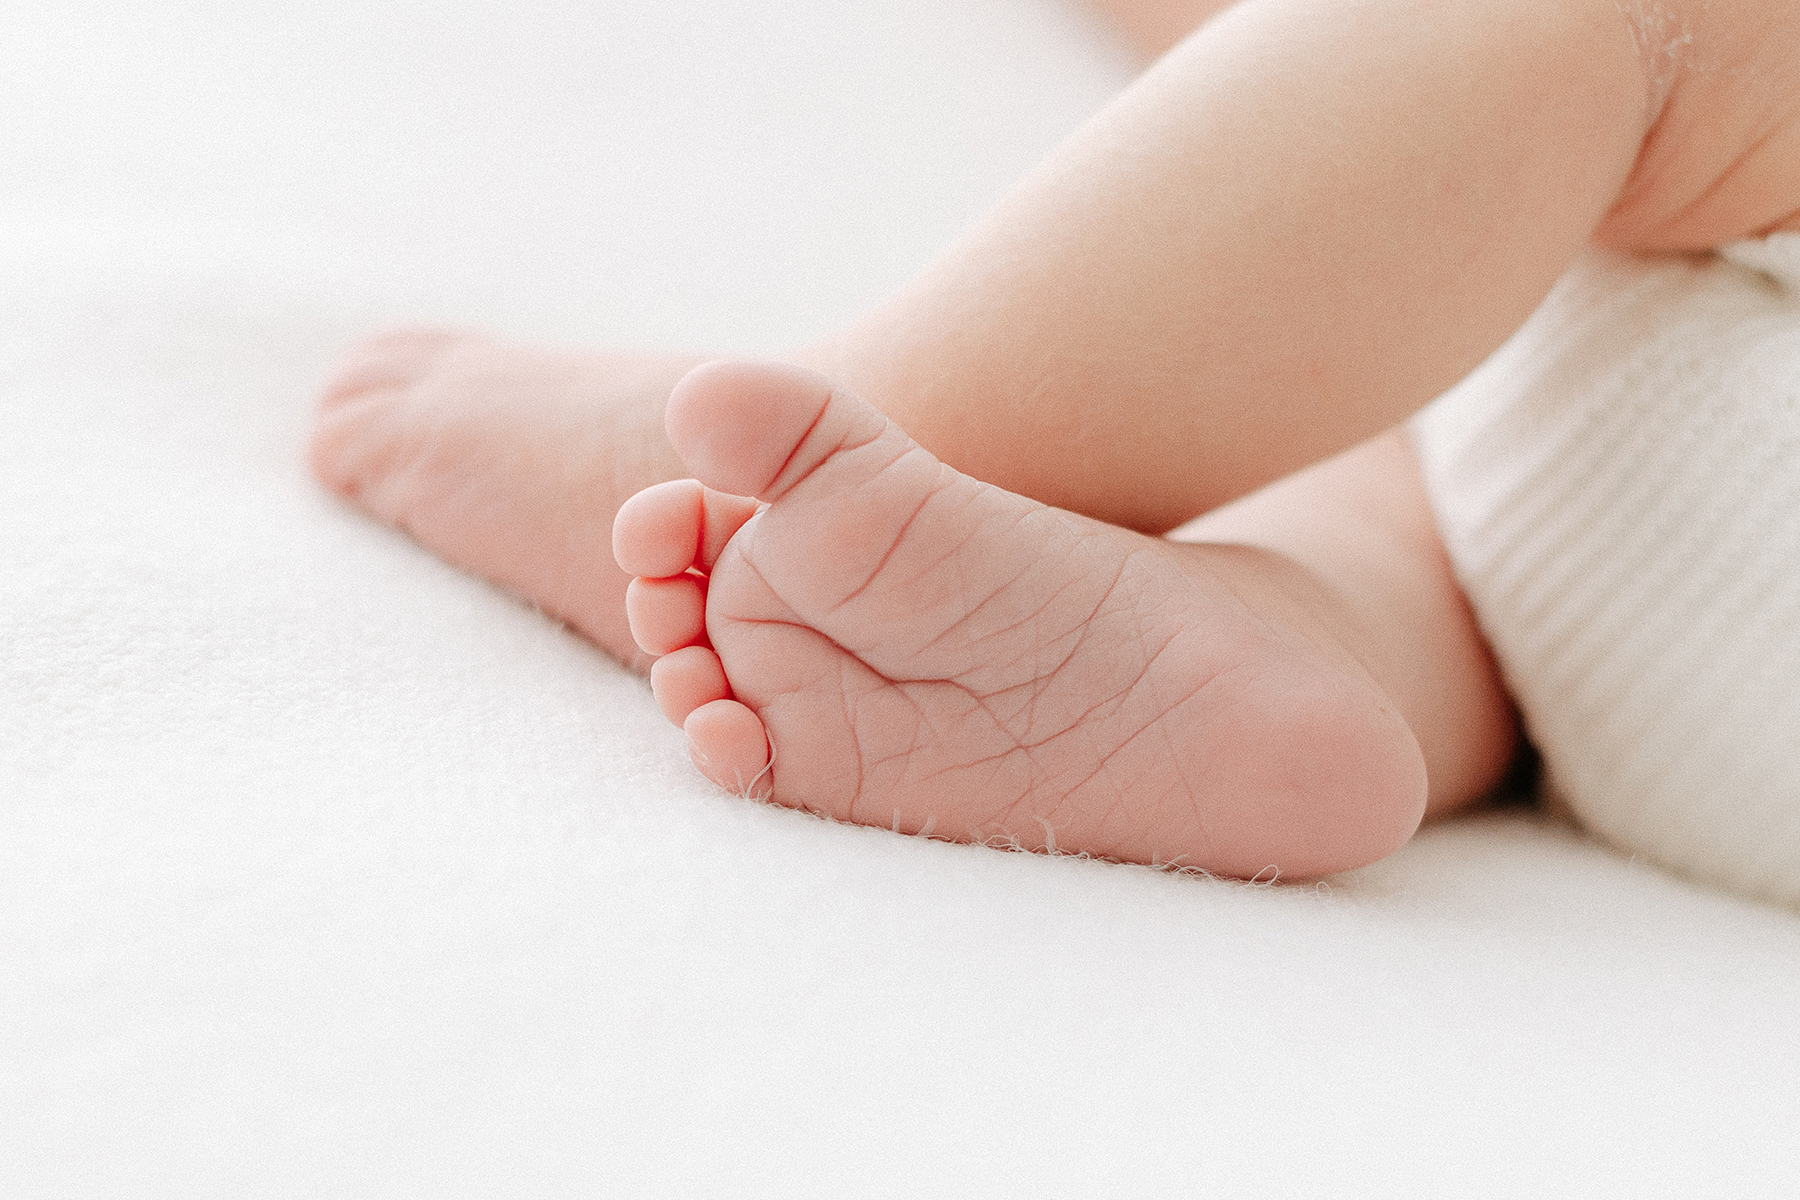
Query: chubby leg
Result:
<box><xmin>316</xmin><ymin>0</ymin><xmax>1654</xmax><ymax>581</ymax></box>
<box><xmin>805</xmin><ymin>0</ymin><xmax>1650</xmax><ymax>530</ymax></box>
<box><xmin>314</xmin><ymin>0</ymin><xmax>1662</xmax><ymax>686</ymax></box>
<box><xmin>615</xmin><ymin>362</ymin><xmax>1515</xmax><ymax>877</ymax></box>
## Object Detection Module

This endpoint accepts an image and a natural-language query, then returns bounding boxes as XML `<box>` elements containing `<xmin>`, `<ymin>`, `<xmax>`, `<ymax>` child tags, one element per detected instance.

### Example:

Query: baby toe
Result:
<box><xmin>684</xmin><ymin>699</ymin><xmax>772</xmax><ymax>798</ymax></box>
<box><xmin>626</xmin><ymin>573</ymin><xmax>708</xmax><ymax>656</ymax></box>
<box><xmin>649</xmin><ymin>644</ymin><xmax>731</xmax><ymax>726</ymax></box>
<box><xmin>664</xmin><ymin>360</ymin><xmax>890</xmax><ymax>502</ymax></box>
<box><xmin>613</xmin><ymin>480</ymin><xmax>705</xmax><ymax>579</ymax></box>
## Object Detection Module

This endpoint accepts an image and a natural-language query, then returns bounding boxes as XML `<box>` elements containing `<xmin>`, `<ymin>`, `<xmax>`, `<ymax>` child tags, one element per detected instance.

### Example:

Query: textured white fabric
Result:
<box><xmin>1414</xmin><ymin>238</ymin><xmax>1800</xmax><ymax>909</ymax></box>
<box><xmin>9</xmin><ymin>2</ymin><xmax>1800</xmax><ymax>1195</ymax></box>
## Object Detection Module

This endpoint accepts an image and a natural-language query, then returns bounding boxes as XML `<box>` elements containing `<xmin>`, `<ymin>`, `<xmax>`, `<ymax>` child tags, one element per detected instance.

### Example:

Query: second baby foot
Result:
<box><xmin>614</xmin><ymin>362</ymin><xmax>1428</xmax><ymax>878</ymax></box>
<box><xmin>311</xmin><ymin>330</ymin><xmax>701</xmax><ymax>667</ymax></box>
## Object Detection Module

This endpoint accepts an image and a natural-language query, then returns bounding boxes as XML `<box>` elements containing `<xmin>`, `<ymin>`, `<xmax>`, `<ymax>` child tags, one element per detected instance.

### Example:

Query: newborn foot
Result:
<box><xmin>614</xmin><ymin>362</ymin><xmax>1428</xmax><ymax>878</ymax></box>
<box><xmin>310</xmin><ymin>330</ymin><xmax>701</xmax><ymax>667</ymax></box>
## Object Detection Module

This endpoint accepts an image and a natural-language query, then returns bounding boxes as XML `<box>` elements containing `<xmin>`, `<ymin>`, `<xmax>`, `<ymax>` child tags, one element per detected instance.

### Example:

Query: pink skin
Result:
<box><xmin>311</xmin><ymin>331</ymin><xmax>699</xmax><ymax>669</ymax></box>
<box><xmin>310</xmin><ymin>332</ymin><xmax>1509</xmax><ymax>873</ymax></box>
<box><xmin>612</xmin><ymin>361</ymin><xmax>1427</xmax><ymax>877</ymax></box>
<box><xmin>310</xmin><ymin>0</ymin><xmax>1800</xmax><ymax>877</ymax></box>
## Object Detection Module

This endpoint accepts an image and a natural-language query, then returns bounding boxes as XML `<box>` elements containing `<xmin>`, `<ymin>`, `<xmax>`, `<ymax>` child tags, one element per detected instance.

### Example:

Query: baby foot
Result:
<box><xmin>614</xmin><ymin>362</ymin><xmax>1428</xmax><ymax>878</ymax></box>
<box><xmin>310</xmin><ymin>330</ymin><xmax>701</xmax><ymax>667</ymax></box>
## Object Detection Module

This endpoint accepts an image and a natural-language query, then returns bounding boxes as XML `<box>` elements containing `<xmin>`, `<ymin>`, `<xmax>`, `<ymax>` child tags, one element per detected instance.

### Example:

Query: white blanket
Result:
<box><xmin>7</xmin><ymin>2</ymin><xmax>1800</xmax><ymax>1193</ymax></box>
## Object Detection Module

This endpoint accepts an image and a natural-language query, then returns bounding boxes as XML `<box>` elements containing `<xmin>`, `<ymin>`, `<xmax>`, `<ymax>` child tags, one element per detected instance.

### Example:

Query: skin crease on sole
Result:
<box><xmin>612</xmin><ymin>361</ymin><xmax>1430</xmax><ymax>879</ymax></box>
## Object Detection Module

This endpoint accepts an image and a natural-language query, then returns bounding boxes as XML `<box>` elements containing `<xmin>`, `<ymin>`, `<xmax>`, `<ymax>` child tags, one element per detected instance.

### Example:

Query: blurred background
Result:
<box><xmin>2</xmin><ymin>0</ymin><xmax>1130</xmax><ymax>349</ymax></box>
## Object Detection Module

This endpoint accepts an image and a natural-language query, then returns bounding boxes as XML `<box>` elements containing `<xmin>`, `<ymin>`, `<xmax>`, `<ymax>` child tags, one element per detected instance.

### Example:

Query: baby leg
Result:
<box><xmin>315</xmin><ymin>0</ymin><xmax>1649</xmax><ymax>680</ymax></box>
<box><xmin>615</xmin><ymin>362</ymin><xmax>1516</xmax><ymax>877</ymax></box>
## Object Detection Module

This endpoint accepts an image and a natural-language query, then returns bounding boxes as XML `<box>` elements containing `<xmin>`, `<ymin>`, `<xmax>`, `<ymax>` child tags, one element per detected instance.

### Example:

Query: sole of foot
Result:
<box><xmin>614</xmin><ymin>361</ymin><xmax>1428</xmax><ymax>879</ymax></box>
<box><xmin>310</xmin><ymin>329</ymin><xmax>701</xmax><ymax>668</ymax></box>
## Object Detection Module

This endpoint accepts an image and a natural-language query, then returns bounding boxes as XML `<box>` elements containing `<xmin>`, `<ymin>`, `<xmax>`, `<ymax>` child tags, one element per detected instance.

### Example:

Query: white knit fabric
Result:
<box><xmin>1413</xmin><ymin>234</ymin><xmax>1800</xmax><ymax>908</ymax></box>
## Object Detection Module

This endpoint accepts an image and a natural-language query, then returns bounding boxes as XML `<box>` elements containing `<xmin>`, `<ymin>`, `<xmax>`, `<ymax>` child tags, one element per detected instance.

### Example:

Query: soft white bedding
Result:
<box><xmin>6</xmin><ymin>2</ymin><xmax>1800</xmax><ymax>1194</ymax></box>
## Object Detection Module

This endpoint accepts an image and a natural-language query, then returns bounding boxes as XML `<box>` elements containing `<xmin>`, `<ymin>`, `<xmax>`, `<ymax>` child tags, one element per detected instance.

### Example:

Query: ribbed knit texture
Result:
<box><xmin>1414</xmin><ymin>234</ymin><xmax>1800</xmax><ymax>908</ymax></box>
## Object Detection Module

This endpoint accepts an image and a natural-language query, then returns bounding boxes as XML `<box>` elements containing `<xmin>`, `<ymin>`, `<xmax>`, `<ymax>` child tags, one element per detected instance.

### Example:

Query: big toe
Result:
<box><xmin>684</xmin><ymin>698</ymin><xmax>772</xmax><ymax>798</ymax></box>
<box><xmin>664</xmin><ymin>360</ymin><xmax>898</xmax><ymax>502</ymax></box>
<box><xmin>663</xmin><ymin>359</ymin><xmax>1020</xmax><ymax>639</ymax></box>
